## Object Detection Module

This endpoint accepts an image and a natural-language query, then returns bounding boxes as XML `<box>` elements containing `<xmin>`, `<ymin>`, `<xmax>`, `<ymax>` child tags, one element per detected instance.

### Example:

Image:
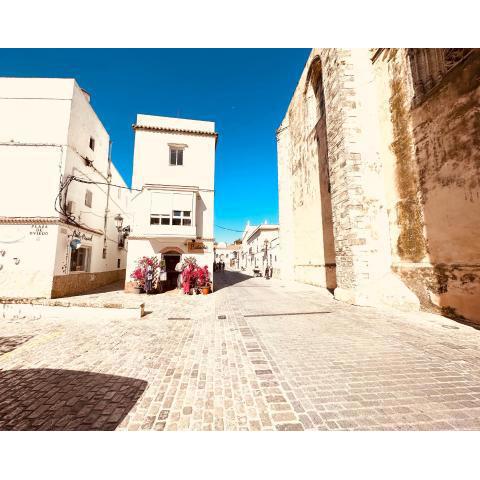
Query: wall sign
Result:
<box><xmin>72</xmin><ymin>230</ymin><xmax>93</xmax><ymax>242</ymax></box>
<box><xmin>30</xmin><ymin>224</ymin><xmax>49</xmax><ymax>236</ymax></box>
<box><xmin>188</xmin><ymin>241</ymin><xmax>207</xmax><ymax>253</ymax></box>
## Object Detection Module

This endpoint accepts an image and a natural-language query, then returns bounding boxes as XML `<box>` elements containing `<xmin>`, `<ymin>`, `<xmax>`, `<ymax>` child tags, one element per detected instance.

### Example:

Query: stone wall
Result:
<box><xmin>51</xmin><ymin>269</ymin><xmax>126</xmax><ymax>298</ymax></box>
<box><xmin>373</xmin><ymin>48</ymin><xmax>480</xmax><ymax>322</ymax></box>
<box><xmin>278</xmin><ymin>48</ymin><xmax>480</xmax><ymax>322</ymax></box>
<box><xmin>278</xmin><ymin>49</ymin><xmax>413</xmax><ymax>308</ymax></box>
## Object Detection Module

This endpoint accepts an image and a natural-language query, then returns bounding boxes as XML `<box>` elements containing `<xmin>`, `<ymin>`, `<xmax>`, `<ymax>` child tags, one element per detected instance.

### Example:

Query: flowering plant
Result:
<box><xmin>181</xmin><ymin>263</ymin><xmax>211</xmax><ymax>294</ymax></box>
<box><xmin>130</xmin><ymin>256</ymin><xmax>159</xmax><ymax>288</ymax></box>
<box><xmin>195</xmin><ymin>265</ymin><xmax>210</xmax><ymax>288</ymax></box>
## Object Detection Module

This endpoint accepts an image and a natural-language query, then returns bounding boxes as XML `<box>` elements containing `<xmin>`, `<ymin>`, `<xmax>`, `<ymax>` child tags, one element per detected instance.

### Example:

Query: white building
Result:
<box><xmin>125</xmin><ymin>114</ymin><xmax>217</xmax><ymax>291</ymax></box>
<box><xmin>214</xmin><ymin>241</ymin><xmax>241</xmax><ymax>269</ymax></box>
<box><xmin>0</xmin><ymin>78</ymin><xmax>130</xmax><ymax>298</ymax></box>
<box><xmin>239</xmin><ymin>222</ymin><xmax>280</xmax><ymax>275</ymax></box>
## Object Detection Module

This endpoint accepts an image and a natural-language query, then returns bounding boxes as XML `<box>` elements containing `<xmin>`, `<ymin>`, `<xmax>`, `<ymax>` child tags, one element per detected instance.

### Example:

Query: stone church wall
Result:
<box><xmin>278</xmin><ymin>48</ymin><xmax>480</xmax><ymax>323</ymax></box>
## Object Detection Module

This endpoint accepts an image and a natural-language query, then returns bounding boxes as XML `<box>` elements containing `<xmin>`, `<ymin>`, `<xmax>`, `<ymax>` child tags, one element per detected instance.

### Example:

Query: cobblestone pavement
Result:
<box><xmin>1</xmin><ymin>270</ymin><xmax>480</xmax><ymax>430</ymax></box>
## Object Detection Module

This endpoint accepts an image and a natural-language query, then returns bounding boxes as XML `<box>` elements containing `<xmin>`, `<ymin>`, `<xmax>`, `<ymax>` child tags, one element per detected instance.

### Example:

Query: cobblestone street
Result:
<box><xmin>1</xmin><ymin>270</ymin><xmax>480</xmax><ymax>431</ymax></box>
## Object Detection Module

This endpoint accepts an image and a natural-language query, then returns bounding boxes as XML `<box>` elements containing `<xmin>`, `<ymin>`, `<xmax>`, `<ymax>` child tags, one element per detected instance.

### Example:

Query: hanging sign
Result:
<box><xmin>72</xmin><ymin>229</ymin><xmax>93</xmax><ymax>242</ymax></box>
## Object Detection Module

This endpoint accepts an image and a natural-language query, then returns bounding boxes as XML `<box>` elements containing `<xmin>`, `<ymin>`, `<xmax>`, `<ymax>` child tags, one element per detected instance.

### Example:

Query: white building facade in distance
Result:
<box><xmin>240</xmin><ymin>222</ymin><xmax>280</xmax><ymax>276</ymax></box>
<box><xmin>125</xmin><ymin>114</ymin><xmax>217</xmax><ymax>291</ymax></box>
<box><xmin>0</xmin><ymin>78</ymin><xmax>130</xmax><ymax>299</ymax></box>
<box><xmin>214</xmin><ymin>241</ymin><xmax>241</xmax><ymax>269</ymax></box>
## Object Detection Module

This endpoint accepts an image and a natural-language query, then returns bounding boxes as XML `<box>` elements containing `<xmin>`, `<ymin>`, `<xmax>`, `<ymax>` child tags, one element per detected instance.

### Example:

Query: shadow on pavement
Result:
<box><xmin>0</xmin><ymin>368</ymin><xmax>147</xmax><ymax>431</ymax></box>
<box><xmin>0</xmin><ymin>336</ymin><xmax>34</xmax><ymax>356</ymax></box>
<box><xmin>213</xmin><ymin>270</ymin><xmax>253</xmax><ymax>291</ymax></box>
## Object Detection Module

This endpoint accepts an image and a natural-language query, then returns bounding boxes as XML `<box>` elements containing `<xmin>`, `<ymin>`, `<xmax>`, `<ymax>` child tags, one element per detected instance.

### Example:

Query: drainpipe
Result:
<box><xmin>103</xmin><ymin>141</ymin><xmax>113</xmax><ymax>260</ymax></box>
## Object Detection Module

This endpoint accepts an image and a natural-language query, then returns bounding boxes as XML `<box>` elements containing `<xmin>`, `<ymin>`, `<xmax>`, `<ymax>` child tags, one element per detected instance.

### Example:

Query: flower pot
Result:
<box><xmin>201</xmin><ymin>287</ymin><xmax>210</xmax><ymax>295</ymax></box>
<box><xmin>132</xmin><ymin>286</ymin><xmax>142</xmax><ymax>294</ymax></box>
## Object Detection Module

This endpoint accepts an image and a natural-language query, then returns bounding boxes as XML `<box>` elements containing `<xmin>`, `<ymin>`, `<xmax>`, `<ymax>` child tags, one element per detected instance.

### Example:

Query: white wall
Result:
<box><xmin>242</xmin><ymin>226</ymin><xmax>280</xmax><ymax>273</ymax></box>
<box><xmin>0</xmin><ymin>77</ymin><xmax>130</xmax><ymax>294</ymax></box>
<box><xmin>130</xmin><ymin>114</ymin><xmax>216</xmax><ymax>241</ymax></box>
<box><xmin>0</xmin><ymin>77</ymin><xmax>73</xmax><ymax>219</ymax></box>
<box><xmin>131</xmin><ymin>126</ymin><xmax>215</xmax><ymax>192</ymax></box>
<box><xmin>0</xmin><ymin>224</ymin><xmax>58</xmax><ymax>297</ymax></box>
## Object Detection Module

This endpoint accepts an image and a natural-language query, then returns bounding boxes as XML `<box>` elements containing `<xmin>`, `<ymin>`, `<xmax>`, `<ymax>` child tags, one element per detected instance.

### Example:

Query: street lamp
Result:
<box><xmin>114</xmin><ymin>214</ymin><xmax>124</xmax><ymax>232</ymax></box>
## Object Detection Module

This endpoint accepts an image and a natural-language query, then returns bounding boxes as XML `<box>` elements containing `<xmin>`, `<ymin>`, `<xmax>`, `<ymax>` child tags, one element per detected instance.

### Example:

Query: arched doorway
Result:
<box><xmin>162</xmin><ymin>250</ymin><xmax>181</xmax><ymax>291</ymax></box>
<box><xmin>306</xmin><ymin>56</ymin><xmax>337</xmax><ymax>291</ymax></box>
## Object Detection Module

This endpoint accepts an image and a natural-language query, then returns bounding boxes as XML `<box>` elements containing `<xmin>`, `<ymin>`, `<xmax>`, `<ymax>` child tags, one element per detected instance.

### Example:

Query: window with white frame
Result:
<box><xmin>150</xmin><ymin>214</ymin><xmax>171</xmax><ymax>225</ymax></box>
<box><xmin>170</xmin><ymin>147</ymin><xmax>184</xmax><ymax>166</ymax></box>
<box><xmin>150</xmin><ymin>191</ymin><xmax>193</xmax><ymax>227</ymax></box>
<box><xmin>172</xmin><ymin>210</ymin><xmax>191</xmax><ymax>226</ymax></box>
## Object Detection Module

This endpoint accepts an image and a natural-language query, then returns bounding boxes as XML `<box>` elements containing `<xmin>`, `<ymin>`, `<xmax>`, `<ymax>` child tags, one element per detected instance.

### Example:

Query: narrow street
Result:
<box><xmin>1</xmin><ymin>270</ymin><xmax>480</xmax><ymax>430</ymax></box>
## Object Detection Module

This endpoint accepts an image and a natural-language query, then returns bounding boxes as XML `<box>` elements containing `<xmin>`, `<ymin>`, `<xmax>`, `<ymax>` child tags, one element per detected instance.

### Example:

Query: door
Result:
<box><xmin>164</xmin><ymin>253</ymin><xmax>181</xmax><ymax>290</ymax></box>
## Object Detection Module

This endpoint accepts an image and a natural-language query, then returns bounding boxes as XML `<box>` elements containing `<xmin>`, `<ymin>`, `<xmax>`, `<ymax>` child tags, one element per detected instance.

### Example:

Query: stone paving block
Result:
<box><xmin>2</xmin><ymin>271</ymin><xmax>480</xmax><ymax>431</ymax></box>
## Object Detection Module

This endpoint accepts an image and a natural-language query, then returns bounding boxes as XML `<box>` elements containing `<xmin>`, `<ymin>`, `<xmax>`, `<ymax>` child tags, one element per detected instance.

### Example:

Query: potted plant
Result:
<box><xmin>130</xmin><ymin>267</ymin><xmax>144</xmax><ymax>294</ymax></box>
<box><xmin>130</xmin><ymin>255</ymin><xmax>160</xmax><ymax>294</ymax></box>
<box><xmin>196</xmin><ymin>265</ymin><xmax>211</xmax><ymax>295</ymax></box>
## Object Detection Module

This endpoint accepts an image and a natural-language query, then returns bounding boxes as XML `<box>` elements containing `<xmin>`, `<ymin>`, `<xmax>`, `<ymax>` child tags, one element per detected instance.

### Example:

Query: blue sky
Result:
<box><xmin>0</xmin><ymin>49</ymin><xmax>310</xmax><ymax>243</ymax></box>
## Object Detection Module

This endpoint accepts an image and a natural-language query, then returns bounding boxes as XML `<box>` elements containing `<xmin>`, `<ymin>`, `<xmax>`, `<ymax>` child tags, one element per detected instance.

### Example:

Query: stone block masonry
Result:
<box><xmin>277</xmin><ymin>48</ymin><xmax>480</xmax><ymax>323</ymax></box>
<box><xmin>51</xmin><ymin>269</ymin><xmax>125</xmax><ymax>298</ymax></box>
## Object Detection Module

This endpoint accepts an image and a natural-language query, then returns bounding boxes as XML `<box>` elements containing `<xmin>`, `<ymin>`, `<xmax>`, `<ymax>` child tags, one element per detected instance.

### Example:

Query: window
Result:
<box><xmin>89</xmin><ymin>137</ymin><xmax>95</xmax><ymax>151</ymax></box>
<box><xmin>102</xmin><ymin>247</ymin><xmax>107</xmax><ymax>259</ymax></box>
<box><xmin>170</xmin><ymin>148</ymin><xmax>184</xmax><ymax>166</ymax></box>
<box><xmin>172</xmin><ymin>210</ymin><xmax>191</xmax><ymax>226</ymax></box>
<box><xmin>117</xmin><ymin>258</ymin><xmax>121</xmax><ymax>268</ymax></box>
<box><xmin>150</xmin><ymin>214</ymin><xmax>171</xmax><ymax>225</ymax></box>
<box><xmin>70</xmin><ymin>247</ymin><xmax>90</xmax><ymax>272</ymax></box>
<box><xmin>85</xmin><ymin>190</ymin><xmax>92</xmax><ymax>208</ymax></box>
<box><xmin>408</xmin><ymin>48</ymin><xmax>473</xmax><ymax>105</ymax></box>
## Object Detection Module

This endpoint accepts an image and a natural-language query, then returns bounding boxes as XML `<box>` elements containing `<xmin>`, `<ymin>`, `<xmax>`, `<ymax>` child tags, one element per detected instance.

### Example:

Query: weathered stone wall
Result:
<box><xmin>51</xmin><ymin>269</ymin><xmax>126</xmax><ymax>298</ymax></box>
<box><xmin>373</xmin><ymin>48</ymin><xmax>480</xmax><ymax>322</ymax></box>
<box><xmin>277</xmin><ymin>50</ymin><xmax>339</xmax><ymax>289</ymax></box>
<box><xmin>278</xmin><ymin>49</ymin><xmax>414</xmax><ymax>309</ymax></box>
<box><xmin>277</xmin><ymin>120</ymin><xmax>295</xmax><ymax>281</ymax></box>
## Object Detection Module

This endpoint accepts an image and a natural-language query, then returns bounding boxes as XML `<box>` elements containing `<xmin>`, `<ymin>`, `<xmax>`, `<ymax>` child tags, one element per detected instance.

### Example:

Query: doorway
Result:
<box><xmin>163</xmin><ymin>252</ymin><xmax>181</xmax><ymax>291</ymax></box>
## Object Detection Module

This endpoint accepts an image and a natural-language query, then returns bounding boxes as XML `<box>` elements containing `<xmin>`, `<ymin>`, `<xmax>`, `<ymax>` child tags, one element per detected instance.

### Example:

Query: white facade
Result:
<box><xmin>125</xmin><ymin>114</ymin><xmax>216</xmax><ymax>290</ymax></box>
<box><xmin>214</xmin><ymin>242</ymin><xmax>241</xmax><ymax>268</ymax></box>
<box><xmin>0</xmin><ymin>78</ymin><xmax>130</xmax><ymax>298</ymax></box>
<box><xmin>239</xmin><ymin>223</ymin><xmax>280</xmax><ymax>275</ymax></box>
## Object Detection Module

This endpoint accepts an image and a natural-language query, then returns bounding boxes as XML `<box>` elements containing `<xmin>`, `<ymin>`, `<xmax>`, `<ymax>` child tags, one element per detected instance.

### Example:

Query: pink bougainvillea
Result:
<box><xmin>181</xmin><ymin>264</ymin><xmax>211</xmax><ymax>294</ymax></box>
<box><xmin>130</xmin><ymin>256</ymin><xmax>159</xmax><ymax>288</ymax></box>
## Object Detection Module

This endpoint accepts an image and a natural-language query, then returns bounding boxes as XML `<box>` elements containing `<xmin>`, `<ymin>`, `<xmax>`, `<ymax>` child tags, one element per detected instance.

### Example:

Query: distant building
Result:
<box><xmin>214</xmin><ymin>241</ymin><xmax>241</xmax><ymax>269</ymax></box>
<box><xmin>0</xmin><ymin>77</ymin><xmax>130</xmax><ymax>299</ymax></box>
<box><xmin>125</xmin><ymin>114</ymin><xmax>217</xmax><ymax>291</ymax></box>
<box><xmin>240</xmin><ymin>222</ymin><xmax>280</xmax><ymax>275</ymax></box>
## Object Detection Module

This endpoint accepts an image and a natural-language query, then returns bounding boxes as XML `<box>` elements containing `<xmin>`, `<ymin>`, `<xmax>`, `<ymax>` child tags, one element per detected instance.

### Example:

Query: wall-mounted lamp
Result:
<box><xmin>114</xmin><ymin>214</ymin><xmax>124</xmax><ymax>232</ymax></box>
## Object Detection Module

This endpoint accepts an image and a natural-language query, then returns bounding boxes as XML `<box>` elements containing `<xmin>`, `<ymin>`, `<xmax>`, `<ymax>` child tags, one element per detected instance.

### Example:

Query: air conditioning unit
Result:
<box><xmin>66</xmin><ymin>201</ymin><xmax>76</xmax><ymax>215</ymax></box>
